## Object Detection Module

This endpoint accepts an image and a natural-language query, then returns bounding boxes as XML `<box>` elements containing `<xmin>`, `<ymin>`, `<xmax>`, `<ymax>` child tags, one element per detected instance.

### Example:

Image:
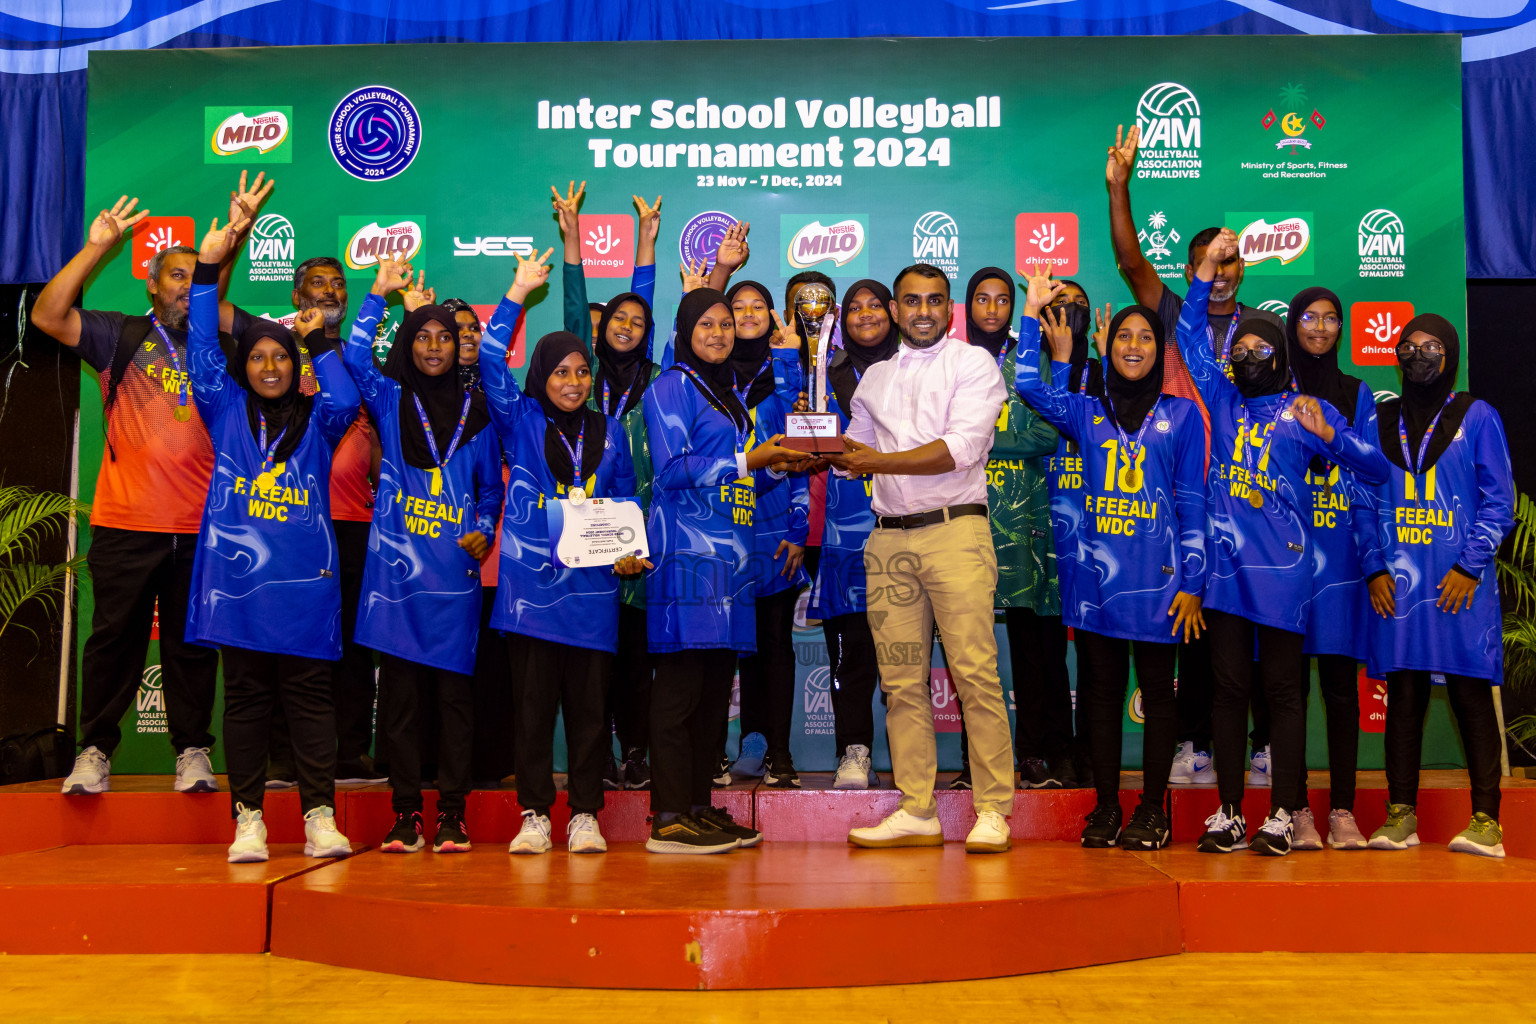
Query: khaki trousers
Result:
<box><xmin>865</xmin><ymin>514</ymin><xmax>1013</xmax><ymax>818</ymax></box>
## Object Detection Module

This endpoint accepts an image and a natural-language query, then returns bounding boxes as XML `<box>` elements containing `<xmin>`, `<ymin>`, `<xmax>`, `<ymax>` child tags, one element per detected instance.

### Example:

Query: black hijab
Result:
<box><xmin>724</xmin><ymin>280</ymin><xmax>777</xmax><ymax>409</ymax></box>
<box><xmin>1377</xmin><ymin>313</ymin><xmax>1473</xmax><ymax>472</ymax></box>
<box><xmin>234</xmin><ymin>319</ymin><xmax>313</xmax><ymax>465</ymax></box>
<box><xmin>1286</xmin><ymin>286</ymin><xmax>1362</xmax><ymax>425</ymax></box>
<box><xmin>593</xmin><ymin>291</ymin><xmax>655</xmax><ymax>418</ymax></box>
<box><xmin>383</xmin><ymin>304</ymin><xmax>491</xmax><ymax>471</ymax></box>
<box><xmin>1230</xmin><ymin>317</ymin><xmax>1290</xmax><ymax>398</ymax></box>
<box><xmin>674</xmin><ymin>288</ymin><xmax>748</xmax><ymax>431</ymax></box>
<box><xmin>1101</xmin><ymin>305</ymin><xmax>1167</xmax><ymax>432</ymax></box>
<box><xmin>829</xmin><ymin>279</ymin><xmax>899</xmax><ymax>415</ymax></box>
<box><xmin>964</xmin><ymin>267</ymin><xmax>1014</xmax><ymax>360</ymax></box>
<box><xmin>1052</xmin><ymin>284</ymin><xmax>1105</xmax><ymax>398</ymax></box>
<box><xmin>524</xmin><ymin>331</ymin><xmax>608</xmax><ymax>486</ymax></box>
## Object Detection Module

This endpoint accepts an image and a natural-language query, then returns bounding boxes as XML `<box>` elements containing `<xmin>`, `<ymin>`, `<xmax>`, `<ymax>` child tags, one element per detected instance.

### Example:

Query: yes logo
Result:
<box><xmin>1014</xmin><ymin>213</ymin><xmax>1079</xmax><ymax>275</ymax></box>
<box><xmin>1351</xmin><ymin>301</ymin><xmax>1414</xmax><ymax>365</ymax></box>
<box><xmin>578</xmin><ymin>214</ymin><xmax>634</xmax><ymax>278</ymax></box>
<box><xmin>132</xmin><ymin>216</ymin><xmax>195</xmax><ymax>280</ymax></box>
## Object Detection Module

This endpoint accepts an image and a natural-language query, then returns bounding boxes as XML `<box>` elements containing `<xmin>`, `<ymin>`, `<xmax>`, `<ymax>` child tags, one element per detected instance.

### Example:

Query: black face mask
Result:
<box><xmin>1055</xmin><ymin>302</ymin><xmax>1091</xmax><ymax>346</ymax></box>
<box><xmin>1401</xmin><ymin>351</ymin><xmax>1442</xmax><ymax>385</ymax></box>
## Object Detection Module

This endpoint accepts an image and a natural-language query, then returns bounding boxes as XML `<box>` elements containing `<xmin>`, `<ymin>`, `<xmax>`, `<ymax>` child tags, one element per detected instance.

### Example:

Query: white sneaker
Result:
<box><xmin>848</xmin><ymin>808</ymin><xmax>943</xmax><ymax>849</ymax></box>
<box><xmin>1247</xmin><ymin>745</ymin><xmax>1272</xmax><ymax>787</ymax></box>
<box><xmin>965</xmin><ymin>810</ymin><xmax>1011</xmax><ymax>853</ymax></box>
<box><xmin>833</xmin><ymin>744</ymin><xmax>873</xmax><ymax>790</ymax></box>
<box><xmin>302</xmin><ymin>805</ymin><xmax>352</xmax><ymax>858</ymax></box>
<box><xmin>174</xmin><ymin>746</ymin><xmax>219</xmax><ymax>793</ymax></box>
<box><xmin>1168</xmin><ymin>741</ymin><xmax>1216</xmax><ymax>785</ymax></box>
<box><xmin>228</xmin><ymin>803</ymin><xmax>269</xmax><ymax>863</ymax></box>
<box><xmin>61</xmin><ymin>746</ymin><xmax>110</xmax><ymax>795</ymax></box>
<box><xmin>567</xmin><ymin>813</ymin><xmax>607</xmax><ymax>854</ymax></box>
<box><xmin>509</xmin><ymin>809</ymin><xmax>553</xmax><ymax>854</ymax></box>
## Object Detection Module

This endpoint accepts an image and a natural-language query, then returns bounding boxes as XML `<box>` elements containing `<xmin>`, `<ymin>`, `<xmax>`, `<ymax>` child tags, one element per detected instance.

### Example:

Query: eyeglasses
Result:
<box><xmin>1229</xmin><ymin>343</ymin><xmax>1275</xmax><ymax>364</ymax></box>
<box><xmin>1298</xmin><ymin>312</ymin><xmax>1341</xmax><ymax>329</ymax></box>
<box><xmin>1396</xmin><ymin>340</ymin><xmax>1445</xmax><ymax>359</ymax></box>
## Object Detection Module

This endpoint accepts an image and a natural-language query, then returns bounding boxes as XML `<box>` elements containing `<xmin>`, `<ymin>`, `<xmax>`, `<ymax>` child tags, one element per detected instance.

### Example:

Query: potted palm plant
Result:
<box><xmin>1496</xmin><ymin>490</ymin><xmax>1536</xmax><ymax>776</ymax></box>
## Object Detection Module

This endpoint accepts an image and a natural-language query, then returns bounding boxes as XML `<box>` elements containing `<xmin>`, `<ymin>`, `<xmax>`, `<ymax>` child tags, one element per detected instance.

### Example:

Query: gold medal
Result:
<box><xmin>1123</xmin><ymin>464</ymin><xmax>1145</xmax><ymax>493</ymax></box>
<box><xmin>174</xmin><ymin>406</ymin><xmax>191</xmax><ymax>423</ymax></box>
<box><xmin>568</xmin><ymin>486</ymin><xmax>587</xmax><ymax>506</ymax></box>
<box><xmin>255</xmin><ymin>472</ymin><xmax>275</xmax><ymax>492</ymax></box>
<box><xmin>1249</xmin><ymin>489</ymin><xmax>1265</xmax><ymax>509</ymax></box>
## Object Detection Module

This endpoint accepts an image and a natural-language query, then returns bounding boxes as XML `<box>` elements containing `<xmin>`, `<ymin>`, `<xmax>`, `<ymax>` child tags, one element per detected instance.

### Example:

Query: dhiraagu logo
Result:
<box><xmin>204</xmin><ymin>106</ymin><xmax>292</xmax><ymax>163</ymax></box>
<box><xmin>780</xmin><ymin>214</ymin><xmax>868</xmax><ymax>276</ymax></box>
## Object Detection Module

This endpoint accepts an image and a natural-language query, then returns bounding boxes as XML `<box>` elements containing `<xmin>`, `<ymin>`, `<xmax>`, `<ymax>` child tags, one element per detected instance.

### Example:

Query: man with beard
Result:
<box><xmin>36</xmin><ymin>174</ymin><xmax>273</xmax><ymax>795</ymax></box>
<box><xmin>830</xmin><ymin>264</ymin><xmax>1012</xmax><ymax>854</ymax></box>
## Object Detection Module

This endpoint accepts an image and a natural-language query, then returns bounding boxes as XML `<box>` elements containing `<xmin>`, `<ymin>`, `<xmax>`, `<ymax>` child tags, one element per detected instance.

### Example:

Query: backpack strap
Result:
<box><xmin>101</xmin><ymin>316</ymin><xmax>155</xmax><ymax>462</ymax></box>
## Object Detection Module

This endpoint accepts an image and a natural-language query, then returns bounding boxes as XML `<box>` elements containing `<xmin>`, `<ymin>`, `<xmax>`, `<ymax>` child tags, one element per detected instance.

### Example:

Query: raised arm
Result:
<box><xmin>1105</xmin><ymin>125</ymin><xmax>1164</xmax><ymax>309</ymax></box>
<box><xmin>32</xmin><ymin>196</ymin><xmax>149</xmax><ymax>347</ymax></box>
<box><xmin>341</xmin><ymin>260</ymin><xmax>406</xmax><ymax>413</ymax></box>
<box><xmin>217</xmin><ymin>170</ymin><xmax>277</xmax><ymax>334</ymax></box>
<box><xmin>552</xmin><ymin>181</ymin><xmax>593</xmax><ymax>346</ymax></box>
<box><xmin>1174</xmin><ymin>233</ymin><xmax>1238</xmax><ymax>404</ymax></box>
<box><xmin>1291</xmin><ymin>396</ymin><xmax>1390</xmax><ymax>486</ymax></box>
<box><xmin>706</xmin><ymin>220</ymin><xmax>750</xmax><ymax>293</ymax></box>
<box><xmin>471</xmin><ymin>427</ymin><xmax>504</xmax><ymax>538</ymax></box>
<box><xmin>480</xmin><ymin>248</ymin><xmax>555</xmax><ymax>438</ymax></box>
<box><xmin>1009</xmin><ymin>269</ymin><xmax>1068</xmax><ymax>454</ymax></box>
<box><xmin>305</xmin><ymin>320</ymin><xmax>361</xmax><ymax>447</ymax></box>
<box><xmin>634</xmin><ymin>194</ymin><xmax>660</xmax><ymax>273</ymax></box>
<box><xmin>188</xmin><ymin>216</ymin><xmax>249</xmax><ymax>411</ymax></box>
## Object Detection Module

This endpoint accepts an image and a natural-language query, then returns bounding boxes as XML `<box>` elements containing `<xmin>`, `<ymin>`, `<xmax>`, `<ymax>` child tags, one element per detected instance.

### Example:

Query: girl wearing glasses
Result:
<box><xmin>1176</xmin><ymin>229</ymin><xmax>1388</xmax><ymax>857</ymax></box>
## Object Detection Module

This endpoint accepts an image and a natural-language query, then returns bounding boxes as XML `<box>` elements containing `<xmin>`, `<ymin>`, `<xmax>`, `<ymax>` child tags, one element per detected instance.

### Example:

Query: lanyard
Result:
<box><xmin>150</xmin><ymin>315</ymin><xmax>190</xmax><ymax>421</ymax></box>
<box><xmin>732</xmin><ymin>353</ymin><xmax>772</xmax><ymax>404</ymax></box>
<box><xmin>255</xmin><ymin>411</ymin><xmax>286</xmax><ymax>487</ymax></box>
<box><xmin>1398</xmin><ymin>392</ymin><xmax>1457</xmax><ymax>475</ymax></box>
<box><xmin>677</xmin><ymin>363</ymin><xmax>752</xmax><ymax>449</ymax></box>
<box><xmin>1242</xmin><ymin>401</ymin><xmax>1289</xmax><ymax>504</ymax></box>
<box><xmin>1073</xmin><ymin>362</ymin><xmax>1090</xmax><ymax>395</ymax></box>
<box><xmin>1214</xmin><ymin>315</ymin><xmax>1241</xmax><ymax>378</ymax></box>
<box><xmin>550</xmin><ymin>416</ymin><xmax>584</xmax><ymax>488</ymax></box>
<box><xmin>601</xmin><ymin>372</ymin><xmax>639</xmax><ymax>418</ymax></box>
<box><xmin>1104</xmin><ymin>396</ymin><xmax>1160</xmax><ymax>493</ymax></box>
<box><xmin>995</xmin><ymin>336</ymin><xmax>1014</xmax><ymax>373</ymax></box>
<box><xmin>413</xmin><ymin>391</ymin><xmax>472</xmax><ymax>496</ymax></box>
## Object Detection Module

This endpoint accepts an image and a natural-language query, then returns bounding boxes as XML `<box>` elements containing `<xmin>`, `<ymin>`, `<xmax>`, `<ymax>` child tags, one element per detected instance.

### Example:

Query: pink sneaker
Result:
<box><xmin>1291</xmin><ymin>807</ymin><xmax>1324</xmax><ymax>851</ymax></box>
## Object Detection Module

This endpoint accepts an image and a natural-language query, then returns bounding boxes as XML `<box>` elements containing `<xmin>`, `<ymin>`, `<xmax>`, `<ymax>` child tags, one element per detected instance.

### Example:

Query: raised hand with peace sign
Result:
<box><xmin>508</xmin><ymin>247</ymin><xmax>556</xmax><ymax>304</ymax></box>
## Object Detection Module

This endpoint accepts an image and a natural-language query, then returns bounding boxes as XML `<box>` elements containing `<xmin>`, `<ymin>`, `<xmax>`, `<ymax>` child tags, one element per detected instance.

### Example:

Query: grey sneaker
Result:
<box><xmin>1367</xmin><ymin>803</ymin><xmax>1420</xmax><ymax>850</ymax></box>
<box><xmin>1291</xmin><ymin>807</ymin><xmax>1324</xmax><ymax>851</ymax></box>
<box><xmin>174</xmin><ymin>746</ymin><xmax>219</xmax><ymax>793</ymax></box>
<box><xmin>833</xmin><ymin>744</ymin><xmax>872</xmax><ymax>790</ymax></box>
<box><xmin>302</xmin><ymin>805</ymin><xmax>352</xmax><ymax>858</ymax></box>
<box><xmin>1327</xmin><ymin>808</ymin><xmax>1368</xmax><ymax>850</ymax></box>
<box><xmin>61</xmin><ymin>746</ymin><xmax>110</xmax><ymax>795</ymax></box>
<box><xmin>1448</xmin><ymin>812</ymin><xmax>1505</xmax><ymax>859</ymax></box>
<box><xmin>227</xmin><ymin>803</ymin><xmax>269</xmax><ymax>863</ymax></box>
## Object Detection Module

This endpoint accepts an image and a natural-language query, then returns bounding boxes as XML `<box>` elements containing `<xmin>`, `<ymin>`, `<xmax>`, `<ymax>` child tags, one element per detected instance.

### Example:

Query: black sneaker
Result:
<box><xmin>697</xmin><ymin>805</ymin><xmax>763</xmax><ymax>847</ymax></box>
<box><xmin>381</xmin><ymin>810</ymin><xmax>424</xmax><ymax>853</ymax></box>
<box><xmin>602</xmin><ymin>753</ymin><xmax>624</xmax><ymax>791</ymax></box>
<box><xmin>1053</xmin><ymin>755</ymin><xmax>1087</xmax><ymax>789</ymax></box>
<box><xmin>948</xmin><ymin>766</ymin><xmax>973</xmax><ymax>790</ymax></box>
<box><xmin>646</xmin><ymin>814</ymin><xmax>739</xmax><ymax>854</ymax></box>
<box><xmin>763</xmin><ymin>750</ymin><xmax>801</xmax><ymax>789</ymax></box>
<box><xmin>433</xmin><ymin>811</ymin><xmax>471</xmax><ymax>853</ymax></box>
<box><xmin>1119</xmin><ymin>799</ymin><xmax>1172</xmax><ymax>851</ymax></box>
<box><xmin>1249</xmin><ymin>809</ymin><xmax>1293</xmax><ymax>857</ymax></box>
<box><xmin>1197</xmin><ymin>802</ymin><xmax>1249</xmax><ymax>853</ymax></box>
<box><xmin>623</xmin><ymin>750</ymin><xmax>652</xmax><ymax>791</ymax></box>
<box><xmin>1080</xmin><ymin>802</ymin><xmax>1123</xmax><ymax>848</ymax></box>
<box><xmin>1019</xmin><ymin>757</ymin><xmax>1061</xmax><ymax>790</ymax></box>
<box><xmin>711</xmin><ymin>756</ymin><xmax>732</xmax><ymax>788</ymax></box>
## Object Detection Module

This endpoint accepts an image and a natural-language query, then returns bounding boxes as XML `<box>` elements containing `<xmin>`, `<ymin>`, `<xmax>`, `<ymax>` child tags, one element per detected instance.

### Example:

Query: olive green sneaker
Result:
<box><xmin>1367</xmin><ymin>803</ymin><xmax>1420</xmax><ymax>850</ymax></box>
<box><xmin>1447</xmin><ymin>812</ymin><xmax>1505</xmax><ymax>859</ymax></box>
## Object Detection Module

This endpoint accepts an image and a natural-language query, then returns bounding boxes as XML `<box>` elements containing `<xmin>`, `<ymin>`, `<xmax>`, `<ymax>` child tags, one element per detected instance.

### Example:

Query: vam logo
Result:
<box><xmin>1351</xmin><ymin>300</ymin><xmax>1415</xmax><ymax>366</ymax></box>
<box><xmin>912</xmin><ymin>211</ymin><xmax>959</xmax><ymax>280</ymax></box>
<box><xmin>136</xmin><ymin>664</ymin><xmax>168</xmax><ymax>735</ymax></box>
<box><xmin>1257</xmin><ymin>299</ymin><xmax>1291</xmax><ymax>320</ymax></box>
<box><xmin>342</xmin><ymin>219</ymin><xmax>423</xmax><ymax>271</ymax></box>
<box><xmin>204</xmin><ymin>106</ymin><xmax>293</xmax><ymax>164</ymax></box>
<box><xmin>1135</xmin><ymin>82</ymin><xmax>1202</xmax><ymax>179</ymax></box>
<box><xmin>1228</xmin><ymin>212</ymin><xmax>1314</xmax><ymax>276</ymax></box>
<box><xmin>247</xmin><ymin>213</ymin><xmax>295</xmax><ymax>284</ymax></box>
<box><xmin>803</xmin><ymin>666</ymin><xmax>832</xmax><ymax>715</ymax></box>
<box><xmin>1358</xmin><ymin>209</ymin><xmax>1406</xmax><ymax>279</ymax></box>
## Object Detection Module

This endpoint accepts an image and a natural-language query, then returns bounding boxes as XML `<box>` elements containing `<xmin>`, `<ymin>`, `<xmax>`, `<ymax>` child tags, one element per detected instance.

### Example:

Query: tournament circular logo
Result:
<box><xmin>329</xmin><ymin>86</ymin><xmax>422</xmax><ymax>181</ymax></box>
<box><xmin>679</xmin><ymin>210</ymin><xmax>735</xmax><ymax>269</ymax></box>
<box><xmin>1156</xmin><ymin>419</ymin><xmax>1171</xmax><ymax>433</ymax></box>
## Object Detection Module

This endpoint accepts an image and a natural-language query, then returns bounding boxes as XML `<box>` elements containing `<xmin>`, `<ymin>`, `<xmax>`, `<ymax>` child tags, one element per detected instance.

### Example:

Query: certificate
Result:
<box><xmin>546</xmin><ymin>496</ymin><xmax>649</xmax><ymax>569</ymax></box>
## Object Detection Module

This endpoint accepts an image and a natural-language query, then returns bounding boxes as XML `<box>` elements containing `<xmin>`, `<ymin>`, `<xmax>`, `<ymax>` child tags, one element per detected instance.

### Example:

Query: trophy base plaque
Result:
<box><xmin>783</xmin><ymin>412</ymin><xmax>843</xmax><ymax>454</ymax></box>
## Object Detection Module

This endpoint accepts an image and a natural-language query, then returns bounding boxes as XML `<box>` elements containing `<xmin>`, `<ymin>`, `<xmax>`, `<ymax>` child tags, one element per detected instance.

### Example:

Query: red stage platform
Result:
<box><xmin>1</xmin><ymin>771</ymin><xmax>1531</xmax><ymax>988</ymax></box>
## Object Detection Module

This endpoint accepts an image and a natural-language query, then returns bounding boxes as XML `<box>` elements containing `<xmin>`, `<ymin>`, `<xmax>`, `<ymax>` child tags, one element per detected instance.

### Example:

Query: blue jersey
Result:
<box><xmin>1176</xmin><ymin>277</ymin><xmax>1389</xmax><ymax>633</ymax></box>
<box><xmin>749</xmin><ymin>349</ymin><xmax>810</xmax><ymax>599</ymax></box>
<box><xmin>1362</xmin><ymin>400</ymin><xmax>1514</xmax><ymax>682</ymax></box>
<box><xmin>643</xmin><ymin>368</ymin><xmax>759</xmax><ymax>654</ymax></box>
<box><xmin>184</xmin><ymin>272</ymin><xmax>360</xmax><ymax>659</ymax></box>
<box><xmin>1016</xmin><ymin>320</ymin><xmax>1207</xmax><ymax>643</ymax></box>
<box><xmin>1300</xmin><ymin>380</ymin><xmax>1379</xmax><ymax>659</ymax></box>
<box><xmin>481</xmin><ymin>297</ymin><xmax>637</xmax><ymax>654</ymax></box>
<box><xmin>344</xmin><ymin>293</ymin><xmax>502</xmax><ymax>676</ymax></box>
<box><xmin>1043</xmin><ymin>359</ymin><xmax>1098</xmax><ymax>609</ymax></box>
<box><xmin>807</xmin><ymin>388</ymin><xmax>874</xmax><ymax>619</ymax></box>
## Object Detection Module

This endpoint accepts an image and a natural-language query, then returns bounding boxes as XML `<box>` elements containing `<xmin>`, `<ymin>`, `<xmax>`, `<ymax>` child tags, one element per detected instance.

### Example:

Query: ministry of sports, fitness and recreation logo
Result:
<box><xmin>1134</xmin><ymin>82</ymin><xmax>1201</xmax><ymax>180</ymax></box>
<box><xmin>912</xmin><ymin>211</ymin><xmax>959</xmax><ymax>280</ymax></box>
<box><xmin>781</xmin><ymin>214</ymin><xmax>869</xmax><ymax>276</ymax></box>
<box><xmin>1227</xmin><ymin>212</ymin><xmax>1314</xmax><ymax>276</ymax></box>
<box><xmin>1260</xmin><ymin>83</ymin><xmax>1326</xmax><ymax>152</ymax></box>
<box><xmin>205</xmin><ymin>106</ymin><xmax>292</xmax><ymax>163</ymax></box>
<box><xmin>679</xmin><ymin>211</ymin><xmax>736</xmax><ymax>271</ymax></box>
<box><xmin>1138</xmin><ymin>210</ymin><xmax>1183</xmax><ymax>279</ymax></box>
<box><xmin>329</xmin><ymin>86</ymin><xmax>421</xmax><ymax>181</ymax></box>
<box><xmin>339</xmin><ymin>217</ymin><xmax>424</xmax><ymax>271</ymax></box>
<box><xmin>1358</xmin><ymin>209</ymin><xmax>1406</xmax><ymax>279</ymax></box>
<box><xmin>247</xmin><ymin>214</ymin><xmax>295</xmax><ymax>284</ymax></box>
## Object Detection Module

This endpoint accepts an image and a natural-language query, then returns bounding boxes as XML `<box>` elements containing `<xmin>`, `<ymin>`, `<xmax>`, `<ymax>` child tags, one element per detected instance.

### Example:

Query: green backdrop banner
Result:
<box><xmin>81</xmin><ymin>36</ymin><xmax>1468</xmax><ymax>774</ymax></box>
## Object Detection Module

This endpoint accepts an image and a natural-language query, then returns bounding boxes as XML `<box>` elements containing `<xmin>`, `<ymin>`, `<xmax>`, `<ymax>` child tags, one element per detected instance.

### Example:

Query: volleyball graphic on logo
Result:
<box><xmin>329</xmin><ymin>85</ymin><xmax>422</xmax><ymax>181</ymax></box>
<box><xmin>1137</xmin><ymin>82</ymin><xmax>1200</xmax><ymax>122</ymax></box>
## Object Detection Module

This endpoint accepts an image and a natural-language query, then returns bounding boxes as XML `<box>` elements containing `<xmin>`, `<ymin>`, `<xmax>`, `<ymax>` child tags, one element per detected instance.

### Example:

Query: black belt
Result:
<box><xmin>875</xmin><ymin>503</ymin><xmax>987</xmax><ymax>530</ymax></box>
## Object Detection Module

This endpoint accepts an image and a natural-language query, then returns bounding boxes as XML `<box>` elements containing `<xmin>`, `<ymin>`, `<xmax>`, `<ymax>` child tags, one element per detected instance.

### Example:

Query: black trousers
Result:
<box><xmin>378</xmin><ymin>654</ymin><xmax>473</xmax><ymax>816</ymax></box>
<box><xmin>1077</xmin><ymin>630</ymin><xmax>1178</xmax><ymax>808</ymax></box>
<box><xmin>1207</xmin><ymin>610</ymin><xmax>1306</xmax><ymax>811</ymax></box>
<box><xmin>737</xmin><ymin>586</ymin><xmax>799</xmax><ymax>754</ymax></box>
<box><xmin>823</xmin><ymin>612</ymin><xmax>879</xmax><ymax>755</ymax></box>
<box><xmin>78</xmin><ymin>527</ymin><xmax>219</xmax><ymax>756</ymax></box>
<box><xmin>470</xmin><ymin>585</ymin><xmax>515</xmax><ymax>782</ymax></box>
<box><xmin>1385</xmin><ymin>671</ymin><xmax>1502</xmax><ymax>818</ymax></box>
<box><xmin>605</xmin><ymin>604</ymin><xmax>652</xmax><ymax>757</ymax></box>
<box><xmin>651</xmin><ymin>648</ymin><xmax>737</xmax><ymax>816</ymax></box>
<box><xmin>1177</xmin><ymin>630</ymin><xmax>1270</xmax><ymax>754</ymax></box>
<box><xmin>1009</xmin><ymin>609</ymin><xmax>1076</xmax><ymax>761</ymax></box>
<box><xmin>221</xmin><ymin>646</ymin><xmax>335</xmax><ymax>816</ymax></box>
<box><xmin>1301</xmin><ymin>654</ymin><xmax>1361</xmax><ymax>810</ymax></box>
<box><xmin>509</xmin><ymin>633</ymin><xmax>610</xmax><ymax>817</ymax></box>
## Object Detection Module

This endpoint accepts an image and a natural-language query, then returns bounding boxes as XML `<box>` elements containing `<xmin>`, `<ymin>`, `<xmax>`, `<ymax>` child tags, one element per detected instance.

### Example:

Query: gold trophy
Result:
<box><xmin>783</xmin><ymin>283</ymin><xmax>842</xmax><ymax>454</ymax></box>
